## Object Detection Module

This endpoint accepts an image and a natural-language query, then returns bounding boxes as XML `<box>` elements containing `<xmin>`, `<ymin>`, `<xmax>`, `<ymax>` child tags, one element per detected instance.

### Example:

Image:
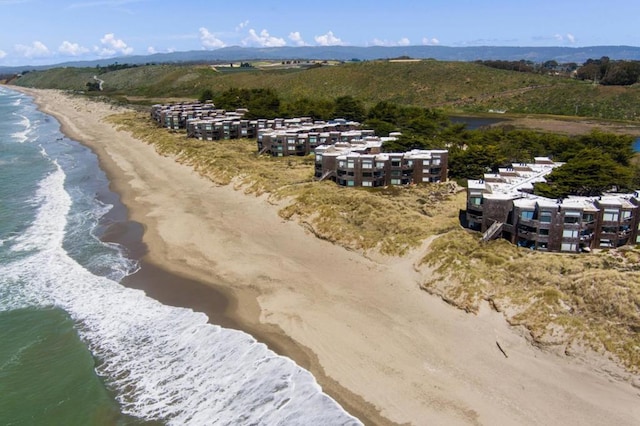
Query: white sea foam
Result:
<box><xmin>0</xmin><ymin>143</ymin><xmax>361</xmax><ymax>425</ymax></box>
<box><xmin>11</xmin><ymin>113</ymin><xmax>32</xmax><ymax>143</ymax></box>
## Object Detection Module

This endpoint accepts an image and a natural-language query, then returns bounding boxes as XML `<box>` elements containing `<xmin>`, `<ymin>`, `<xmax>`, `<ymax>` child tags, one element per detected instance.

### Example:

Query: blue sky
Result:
<box><xmin>1</xmin><ymin>0</ymin><xmax>640</xmax><ymax>66</ymax></box>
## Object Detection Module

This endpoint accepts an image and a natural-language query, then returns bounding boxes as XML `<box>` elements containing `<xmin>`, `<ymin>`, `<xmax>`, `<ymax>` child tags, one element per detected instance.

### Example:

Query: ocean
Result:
<box><xmin>0</xmin><ymin>87</ymin><xmax>361</xmax><ymax>426</ymax></box>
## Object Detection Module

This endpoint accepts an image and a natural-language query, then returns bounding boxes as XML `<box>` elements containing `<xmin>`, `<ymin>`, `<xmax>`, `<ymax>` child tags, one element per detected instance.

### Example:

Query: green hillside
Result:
<box><xmin>11</xmin><ymin>60</ymin><xmax>640</xmax><ymax>120</ymax></box>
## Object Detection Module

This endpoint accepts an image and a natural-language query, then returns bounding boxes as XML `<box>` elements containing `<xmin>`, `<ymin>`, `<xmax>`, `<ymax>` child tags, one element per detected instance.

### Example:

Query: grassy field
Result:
<box><xmin>14</xmin><ymin>60</ymin><xmax>640</xmax><ymax>120</ymax></box>
<box><xmin>107</xmin><ymin>110</ymin><xmax>640</xmax><ymax>372</ymax></box>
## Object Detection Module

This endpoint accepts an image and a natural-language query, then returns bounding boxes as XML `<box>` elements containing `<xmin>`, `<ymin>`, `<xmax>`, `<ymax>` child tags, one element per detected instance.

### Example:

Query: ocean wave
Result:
<box><xmin>10</xmin><ymin>113</ymin><xmax>33</xmax><ymax>143</ymax></box>
<box><xmin>0</xmin><ymin>114</ymin><xmax>361</xmax><ymax>425</ymax></box>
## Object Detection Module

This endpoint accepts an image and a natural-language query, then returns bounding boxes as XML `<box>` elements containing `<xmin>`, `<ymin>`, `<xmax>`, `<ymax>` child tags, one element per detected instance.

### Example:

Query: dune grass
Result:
<box><xmin>106</xmin><ymin>111</ymin><xmax>461</xmax><ymax>256</ymax></box>
<box><xmin>421</xmin><ymin>229</ymin><xmax>640</xmax><ymax>371</ymax></box>
<box><xmin>106</xmin><ymin>109</ymin><xmax>640</xmax><ymax>372</ymax></box>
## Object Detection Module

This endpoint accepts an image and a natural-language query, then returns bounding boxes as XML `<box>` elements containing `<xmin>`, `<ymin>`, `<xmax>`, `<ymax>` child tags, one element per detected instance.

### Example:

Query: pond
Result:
<box><xmin>448</xmin><ymin>115</ymin><xmax>507</xmax><ymax>130</ymax></box>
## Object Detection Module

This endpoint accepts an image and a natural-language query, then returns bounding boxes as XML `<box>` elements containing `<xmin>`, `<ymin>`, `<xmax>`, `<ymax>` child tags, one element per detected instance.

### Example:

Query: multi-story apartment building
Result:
<box><xmin>186</xmin><ymin>117</ymin><xmax>257</xmax><ymax>140</ymax></box>
<box><xmin>465</xmin><ymin>158</ymin><xmax>640</xmax><ymax>252</ymax></box>
<box><xmin>257</xmin><ymin>119</ymin><xmax>363</xmax><ymax>156</ymax></box>
<box><xmin>314</xmin><ymin>141</ymin><xmax>448</xmax><ymax>187</ymax></box>
<box><xmin>151</xmin><ymin>102</ymin><xmax>255</xmax><ymax>140</ymax></box>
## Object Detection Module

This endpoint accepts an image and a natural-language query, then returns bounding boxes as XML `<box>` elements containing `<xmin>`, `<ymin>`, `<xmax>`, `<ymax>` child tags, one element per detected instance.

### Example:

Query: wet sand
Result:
<box><xmin>11</xmin><ymin>86</ymin><xmax>640</xmax><ymax>426</ymax></box>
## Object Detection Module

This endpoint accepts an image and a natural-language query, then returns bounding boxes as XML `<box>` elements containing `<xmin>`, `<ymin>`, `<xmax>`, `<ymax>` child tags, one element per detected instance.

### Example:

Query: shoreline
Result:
<box><xmin>13</xmin><ymin>86</ymin><xmax>389</xmax><ymax>425</ymax></box>
<box><xmin>10</xmin><ymin>86</ymin><xmax>640</xmax><ymax>425</ymax></box>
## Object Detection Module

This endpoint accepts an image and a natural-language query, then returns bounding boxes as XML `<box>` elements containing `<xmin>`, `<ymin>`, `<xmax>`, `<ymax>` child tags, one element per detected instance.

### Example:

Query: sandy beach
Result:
<box><xmin>13</xmin><ymin>87</ymin><xmax>640</xmax><ymax>425</ymax></box>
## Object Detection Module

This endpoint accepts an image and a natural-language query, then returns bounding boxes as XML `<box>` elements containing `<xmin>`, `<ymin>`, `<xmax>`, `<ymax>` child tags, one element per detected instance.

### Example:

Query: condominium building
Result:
<box><xmin>151</xmin><ymin>101</ymin><xmax>254</xmax><ymax>140</ymax></box>
<box><xmin>257</xmin><ymin>119</ymin><xmax>363</xmax><ymax>156</ymax></box>
<box><xmin>314</xmin><ymin>141</ymin><xmax>448</xmax><ymax>187</ymax></box>
<box><xmin>465</xmin><ymin>158</ymin><xmax>640</xmax><ymax>252</ymax></box>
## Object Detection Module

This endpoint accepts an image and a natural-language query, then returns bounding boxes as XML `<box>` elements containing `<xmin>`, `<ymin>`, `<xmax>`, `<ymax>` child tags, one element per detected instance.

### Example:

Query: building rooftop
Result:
<box><xmin>472</xmin><ymin>158</ymin><xmax>640</xmax><ymax>209</ymax></box>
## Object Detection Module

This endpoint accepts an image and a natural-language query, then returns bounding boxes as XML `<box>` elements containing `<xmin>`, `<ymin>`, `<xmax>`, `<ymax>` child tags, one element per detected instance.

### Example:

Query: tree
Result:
<box><xmin>600</xmin><ymin>61</ymin><xmax>640</xmax><ymax>86</ymax></box>
<box><xmin>448</xmin><ymin>144</ymin><xmax>505</xmax><ymax>180</ymax></box>
<box><xmin>198</xmin><ymin>88</ymin><xmax>214</xmax><ymax>103</ymax></box>
<box><xmin>534</xmin><ymin>148</ymin><xmax>634</xmax><ymax>198</ymax></box>
<box><xmin>333</xmin><ymin>96</ymin><xmax>365</xmax><ymax>122</ymax></box>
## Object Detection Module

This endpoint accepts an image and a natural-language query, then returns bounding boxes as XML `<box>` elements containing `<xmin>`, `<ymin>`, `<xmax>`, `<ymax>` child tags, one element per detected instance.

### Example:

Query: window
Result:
<box><xmin>422</xmin><ymin>177</ymin><xmax>430</xmax><ymax>182</ymax></box>
<box><xmin>376</xmin><ymin>162</ymin><xmax>386</xmax><ymax>168</ymax></box>
<box><xmin>563</xmin><ymin>211</ymin><xmax>581</xmax><ymax>224</ymax></box>
<box><xmin>599</xmin><ymin>239</ymin><xmax>613</xmax><ymax>248</ymax></box>
<box><xmin>391</xmin><ymin>160</ymin><xmax>401</xmax><ymax>167</ymax></box>
<box><xmin>520</xmin><ymin>210</ymin><xmax>534</xmax><ymax>220</ymax></box>
<box><xmin>347</xmin><ymin>160</ymin><xmax>355</xmax><ymax>169</ymax></box>
<box><xmin>315</xmin><ymin>154</ymin><xmax>322</xmax><ymax>162</ymax></box>
<box><xmin>432</xmin><ymin>157</ymin><xmax>441</xmax><ymax>166</ymax></box>
<box><xmin>470</xmin><ymin>197</ymin><xmax>482</xmax><ymax>206</ymax></box>
<box><xmin>391</xmin><ymin>179</ymin><xmax>401</xmax><ymax>185</ymax></box>
<box><xmin>539</xmin><ymin>228</ymin><xmax>549</xmax><ymax>236</ymax></box>
<box><xmin>391</xmin><ymin>170</ymin><xmax>402</xmax><ymax>177</ymax></box>
<box><xmin>347</xmin><ymin>180</ymin><xmax>355</xmax><ymax>187</ymax></box>
<box><xmin>622</xmin><ymin>210</ymin><xmax>632</xmax><ymax>220</ymax></box>
<box><xmin>582</xmin><ymin>213</ymin><xmax>595</xmax><ymax>223</ymax></box>
<box><xmin>338</xmin><ymin>161</ymin><xmax>346</xmax><ymax>168</ymax></box>
<box><xmin>362</xmin><ymin>161</ymin><xmax>373</xmax><ymax>169</ymax></box>
<box><xmin>603</xmin><ymin>209</ymin><xmax>619</xmax><ymax>222</ymax></box>
<box><xmin>539</xmin><ymin>211</ymin><xmax>552</xmax><ymax>223</ymax></box>
<box><xmin>406</xmin><ymin>160</ymin><xmax>413</xmax><ymax>167</ymax></box>
<box><xmin>561</xmin><ymin>243</ymin><xmax>577</xmax><ymax>252</ymax></box>
<box><xmin>362</xmin><ymin>181</ymin><xmax>372</xmax><ymax>187</ymax></box>
<box><xmin>562</xmin><ymin>229</ymin><xmax>578</xmax><ymax>239</ymax></box>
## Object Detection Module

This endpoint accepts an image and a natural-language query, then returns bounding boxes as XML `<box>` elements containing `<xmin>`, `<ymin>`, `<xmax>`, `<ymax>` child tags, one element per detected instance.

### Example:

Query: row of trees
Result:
<box><xmin>477</xmin><ymin>57</ymin><xmax>640</xmax><ymax>85</ymax></box>
<box><xmin>199</xmin><ymin>88</ymin><xmax>639</xmax><ymax>196</ymax></box>
<box><xmin>575</xmin><ymin>57</ymin><xmax>640</xmax><ymax>86</ymax></box>
<box><xmin>476</xmin><ymin>60</ymin><xmax>578</xmax><ymax>74</ymax></box>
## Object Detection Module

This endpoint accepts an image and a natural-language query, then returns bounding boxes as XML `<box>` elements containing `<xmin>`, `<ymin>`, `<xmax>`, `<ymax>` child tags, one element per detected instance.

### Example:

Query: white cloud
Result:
<box><xmin>58</xmin><ymin>41</ymin><xmax>89</xmax><ymax>56</ymax></box>
<box><xmin>95</xmin><ymin>33</ymin><xmax>133</xmax><ymax>56</ymax></box>
<box><xmin>199</xmin><ymin>27</ymin><xmax>225</xmax><ymax>49</ymax></box>
<box><xmin>147</xmin><ymin>46</ymin><xmax>156</xmax><ymax>54</ymax></box>
<box><xmin>15</xmin><ymin>41</ymin><xmax>50</xmax><ymax>58</ymax></box>
<box><xmin>372</xmin><ymin>37</ymin><xmax>411</xmax><ymax>47</ymax></box>
<box><xmin>245</xmin><ymin>29</ymin><xmax>286</xmax><ymax>47</ymax></box>
<box><xmin>553</xmin><ymin>33</ymin><xmax>576</xmax><ymax>44</ymax></box>
<box><xmin>235</xmin><ymin>20</ymin><xmax>249</xmax><ymax>31</ymax></box>
<box><xmin>422</xmin><ymin>37</ymin><xmax>440</xmax><ymax>45</ymax></box>
<box><xmin>288</xmin><ymin>31</ymin><xmax>307</xmax><ymax>46</ymax></box>
<box><xmin>314</xmin><ymin>31</ymin><xmax>343</xmax><ymax>46</ymax></box>
<box><xmin>0</xmin><ymin>50</ymin><xmax>6</xmax><ymax>59</ymax></box>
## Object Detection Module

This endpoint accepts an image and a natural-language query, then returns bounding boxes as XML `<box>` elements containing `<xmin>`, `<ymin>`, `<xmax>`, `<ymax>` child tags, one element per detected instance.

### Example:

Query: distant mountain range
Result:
<box><xmin>2</xmin><ymin>45</ymin><xmax>640</xmax><ymax>74</ymax></box>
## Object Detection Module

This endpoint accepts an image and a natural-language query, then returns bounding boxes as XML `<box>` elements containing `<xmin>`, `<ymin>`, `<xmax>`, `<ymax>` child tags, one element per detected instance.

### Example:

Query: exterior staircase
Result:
<box><xmin>482</xmin><ymin>221</ymin><xmax>504</xmax><ymax>242</ymax></box>
<box><xmin>319</xmin><ymin>170</ymin><xmax>335</xmax><ymax>181</ymax></box>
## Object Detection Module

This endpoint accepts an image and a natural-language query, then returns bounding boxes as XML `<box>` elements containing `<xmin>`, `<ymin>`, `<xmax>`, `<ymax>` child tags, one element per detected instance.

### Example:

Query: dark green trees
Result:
<box><xmin>535</xmin><ymin>148</ymin><xmax>634</xmax><ymax>198</ymax></box>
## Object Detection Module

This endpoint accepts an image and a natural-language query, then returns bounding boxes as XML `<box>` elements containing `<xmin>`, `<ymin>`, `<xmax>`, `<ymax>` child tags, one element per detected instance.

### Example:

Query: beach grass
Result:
<box><xmin>106</xmin><ymin>109</ymin><xmax>640</xmax><ymax>372</ymax></box>
<box><xmin>421</xmin><ymin>229</ymin><xmax>640</xmax><ymax>371</ymax></box>
<box><xmin>106</xmin><ymin>111</ymin><xmax>462</xmax><ymax>256</ymax></box>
